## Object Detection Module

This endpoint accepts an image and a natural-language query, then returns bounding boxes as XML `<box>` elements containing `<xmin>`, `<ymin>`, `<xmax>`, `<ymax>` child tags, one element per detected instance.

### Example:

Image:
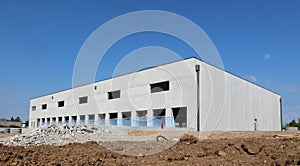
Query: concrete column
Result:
<box><xmin>117</xmin><ymin>112</ymin><xmax>122</xmax><ymax>126</ymax></box>
<box><xmin>29</xmin><ymin>120</ymin><xmax>33</xmax><ymax>128</ymax></box>
<box><xmin>131</xmin><ymin>110</ymin><xmax>137</xmax><ymax>126</ymax></box>
<box><xmin>165</xmin><ymin>107</ymin><xmax>173</xmax><ymax>128</ymax></box>
<box><xmin>105</xmin><ymin>113</ymin><xmax>109</xmax><ymax>125</ymax></box>
<box><xmin>85</xmin><ymin>115</ymin><xmax>88</xmax><ymax>125</ymax></box>
<box><xmin>77</xmin><ymin>115</ymin><xmax>80</xmax><ymax>124</ymax></box>
<box><xmin>95</xmin><ymin>113</ymin><xmax>99</xmax><ymax>125</ymax></box>
<box><xmin>147</xmin><ymin>109</ymin><xmax>153</xmax><ymax>127</ymax></box>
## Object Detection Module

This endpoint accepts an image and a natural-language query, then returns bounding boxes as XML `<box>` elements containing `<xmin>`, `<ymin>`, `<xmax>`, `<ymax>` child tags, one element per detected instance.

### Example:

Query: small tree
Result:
<box><xmin>10</xmin><ymin>116</ymin><xmax>15</xmax><ymax>121</ymax></box>
<box><xmin>15</xmin><ymin>117</ymin><xmax>21</xmax><ymax>122</ymax></box>
<box><xmin>288</xmin><ymin>119</ymin><xmax>298</xmax><ymax>127</ymax></box>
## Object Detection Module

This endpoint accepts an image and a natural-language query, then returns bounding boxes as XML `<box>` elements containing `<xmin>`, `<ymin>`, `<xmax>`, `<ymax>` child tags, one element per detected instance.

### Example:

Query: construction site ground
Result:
<box><xmin>0</xmin><ymin>130</ymin><xmax>300</xmax><ymax>165</ymax></box>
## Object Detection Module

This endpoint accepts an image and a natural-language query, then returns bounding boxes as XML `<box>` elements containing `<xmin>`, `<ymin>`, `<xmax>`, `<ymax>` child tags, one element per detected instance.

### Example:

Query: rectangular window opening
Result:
<box><xmin>109</xmin><ymin>113</ymin><xmax>118</xmax><ymax>119</ymax></box>
<box><xmin>71</xmin><ymin>116</ymin><xmax>77</xmax><ymax>121</ymax></box>
<box><xmin>122</xmin><ymin>112</ymin><xmax>131</xmax><ymax>119</ymax></box>
<box><xmin>88</xmin><ymin>114</ymin><xmax>95</xmax><ymax>120</ymax></box>
<box><xmin>137</xmin><ymin>110</ymin><xmax>147</xmax><ymax>118</ymax></box>
<box><xmin>42</xmin><ymin>104</ymin><xmax>47</xmax><ymax>110</ymax></box>
<box><xmin>153</xmin><ymin>109</ymin><xmax>166</xmax><ymax>117</ymax></box>
<box><xmin>150</xmin><ymin>81</ymin><xmax>169</xmax><ymax>93</ymax></box>
<box><xmin>31</xmin><ymin>106</ymin><xmax>36</xmax><ymax>111</ymax></box>
<box><xmin>80</xmin><ymin>115</ymin><xmax>85</xmax><ymax>121</ymax></box>
<box><xmin>58</xmin><ymin>101</ymin><xmax>65</xmax><ymax>107</ymax></box>
<box><xmin>108</xmin><ymin>90</ymin><xmax>121</xmax><ymax>100</ymax></box>
<box><xmin>79</xmin><ymin>96</ymin><xmax>88</xmax><ymax>104</ymax></box>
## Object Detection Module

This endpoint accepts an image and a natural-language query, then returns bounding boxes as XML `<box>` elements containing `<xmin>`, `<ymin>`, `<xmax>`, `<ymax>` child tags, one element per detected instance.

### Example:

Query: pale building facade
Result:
<box><xmin>29</xmin><ymin>58</ymin><xmax>282</xmax><ymax>131</ymax></box>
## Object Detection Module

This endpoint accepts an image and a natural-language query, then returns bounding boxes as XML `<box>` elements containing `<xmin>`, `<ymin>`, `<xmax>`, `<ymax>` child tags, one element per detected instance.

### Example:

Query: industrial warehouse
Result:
<box><xmin>29</xmin><ymin>57</ymin><xmax>282</xmax><ymax>131</ymax></box>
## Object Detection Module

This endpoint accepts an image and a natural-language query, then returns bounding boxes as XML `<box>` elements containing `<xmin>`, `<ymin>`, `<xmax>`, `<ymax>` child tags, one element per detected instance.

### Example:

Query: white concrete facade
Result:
<box><xmin>29</xmin><ymin>58</ymin><xmax>282</xmax><ymax>131</ymax></box>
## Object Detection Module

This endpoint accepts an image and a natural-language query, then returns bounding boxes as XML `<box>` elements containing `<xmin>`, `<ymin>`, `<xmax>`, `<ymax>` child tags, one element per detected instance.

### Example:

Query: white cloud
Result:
<box><xmin>264</xmin><ymin>53</ymin><xmax>271</xmax><ymax>60</ymax></box>
<box><xmin>246</xmin><ymin>75</ymin><xmax>257</xmax><ymax>82</ymax></box>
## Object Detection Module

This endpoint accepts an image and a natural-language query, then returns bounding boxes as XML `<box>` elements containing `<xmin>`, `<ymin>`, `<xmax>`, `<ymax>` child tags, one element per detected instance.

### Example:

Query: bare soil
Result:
<box><xmin>1</xmin><ymin>132</ymin><xmax>300</xmax><ymax>165</ymax></box>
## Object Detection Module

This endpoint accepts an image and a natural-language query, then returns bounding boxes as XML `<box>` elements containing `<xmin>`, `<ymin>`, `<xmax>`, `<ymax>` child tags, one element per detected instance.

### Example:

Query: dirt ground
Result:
<box><xmin>1</xmin><ymin>131</ymin><xmax>300</xmax><ymax>165</ymax></box>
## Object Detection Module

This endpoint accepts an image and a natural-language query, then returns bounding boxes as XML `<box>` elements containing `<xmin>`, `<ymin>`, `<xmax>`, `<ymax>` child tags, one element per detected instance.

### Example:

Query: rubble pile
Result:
<box><xmin>0</xmin><ymin>124</ymin><xmax>113</xmax><ymax>146</ymax></box>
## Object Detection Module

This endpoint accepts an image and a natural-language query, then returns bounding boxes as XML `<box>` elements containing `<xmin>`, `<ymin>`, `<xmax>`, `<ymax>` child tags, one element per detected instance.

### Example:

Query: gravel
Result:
<box><xmin>0</xmin><ymin>124</ymin><xmax>113</xmax><ymax>146</ymax></box>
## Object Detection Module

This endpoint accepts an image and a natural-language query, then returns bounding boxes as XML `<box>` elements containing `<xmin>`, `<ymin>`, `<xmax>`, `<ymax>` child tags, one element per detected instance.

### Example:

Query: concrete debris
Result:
<box><xmin>0</xmin><ymin>124</ymin><xmax>113</xmax><ymax>146</ymax></box>
<box><xmin>217</xmin><ymin>151</ymin><xmax>226</xmax><ymax>157</ymax></box>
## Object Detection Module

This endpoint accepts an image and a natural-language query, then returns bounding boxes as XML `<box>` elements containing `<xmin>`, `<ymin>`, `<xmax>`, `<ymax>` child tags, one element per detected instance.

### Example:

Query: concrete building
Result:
<box><xmin>29</xmin><ymin>57</ymin><xmax>282</xmax><ymax>131</ymax></box>
<box><xmin>0</xmin><ymin>120</ymin><xmax>22</xmax><ymax>128</ymax></box>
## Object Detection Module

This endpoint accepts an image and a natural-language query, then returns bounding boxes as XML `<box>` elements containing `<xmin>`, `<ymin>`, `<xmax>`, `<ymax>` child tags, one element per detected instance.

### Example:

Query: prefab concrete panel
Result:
<box><xmin>198</xmin><ymin>59</ymin><xmax>281</xmax><ymax>131</ymax></box>
<box><xmin>29</xmin><ymin>58</ymin><xmax>280</xmax><ymax>131</ymax></box>
<box><xmin>29</xmin><ymin>58</ymin><xmax>197</xmax><ymax>129</ymax></box>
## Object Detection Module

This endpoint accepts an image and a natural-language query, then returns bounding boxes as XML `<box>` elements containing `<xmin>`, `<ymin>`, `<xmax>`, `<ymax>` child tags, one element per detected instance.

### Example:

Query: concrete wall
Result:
<box><xmin>0</xmin><ymin>120</ymin><xmax>22</xmax><ymax>127</ymax></box>
<box><xmin>198</xmin><ymin>59</ymin><xmax>281</xmax><ymax>131</ymax></box>
<box><xmin>29</xmin><ymin>58</ymin><xmax>197</xmax><ymax>129</ymax></box>
<box><xmin>29</xmin><ymin>57</ymin><xmax>281</xmax><ymax>131</ymax></box>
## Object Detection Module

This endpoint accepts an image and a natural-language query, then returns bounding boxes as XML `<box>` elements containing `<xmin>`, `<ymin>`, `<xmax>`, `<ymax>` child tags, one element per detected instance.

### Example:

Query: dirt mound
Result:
<box><xmin>1</xmin><ymin>134</ymin><xmax>300</xmax><ymax>165</ymax></box>
<box><xmin>179</xmin><ymin>134</ymin><xmax>198</xmax><ymax>144</ymax></box>
<box><xmin>128</xmin><ymin>131</ymin><xmax>160</xmax><ymax>137</ymax></box>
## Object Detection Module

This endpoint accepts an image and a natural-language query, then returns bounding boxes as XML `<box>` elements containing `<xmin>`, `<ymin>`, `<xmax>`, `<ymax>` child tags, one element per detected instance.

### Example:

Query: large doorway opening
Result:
<box><xmin>71</xmin><ymin>116</ymin><xmax>77</xmax><ymax>124</ymax></box>
<box><xmin>136</xmin><ymin>110</ymin><xmax>147</xmax><ymax>126</ymax></box>
<box><xmin>79</xmin><ymin>115</ymin><xmax>85</xmax><ymax>124</ymax></box>
<box><xmin>58</xmin><ymin>117</ymin><xmax>63</xmax><ymax>124</ymax></box>
<box><xmin>152</xmin><ymin>109</ymin><xmax>166</xmax><ymax>127</ymax></box>
<box><xmin>46</xmin><ymin>118</ymin><xmax>50</xmax><ymax>125</ymax></box>
<box><xmin>64</xmin><ymin>116</ymin><xmax>69</xmax><ymax>124</ymax></box>
<box><xmin>88</xmin><ymin>114</ymin><xmax>95</xmax><ymax>125</ymax></box>
<box><xmin>172</xmin><ymin>107</ymin><xmax>187</xmax><ymax>128</ymax></box>
<box><xmin>98</xmin><ymin>114</ymin><xmax>106</xmax><ymax>125</ymax></box>
<box><xmin>52</xmin><ymin>117</ymin><xmax>56</xmax><ymax>124</ymax></box>
<box><xmin>109</xmin><ymin>113</ymin><xmax>118</xmax><ymax>126</ymax></box>
<box><xmin>122</xmin><ymin>112</ymin><xmax>131</xmax><ymax>126</ymax></box>
<box><xmin>41</xmin><ymin>118</ymin><xmax>45</xmax><ymax>126</ymax></box>
<box><xmin>37</xmin><ymin>118</ymin><xmax>40</xmax><ymax>127</ymax></box>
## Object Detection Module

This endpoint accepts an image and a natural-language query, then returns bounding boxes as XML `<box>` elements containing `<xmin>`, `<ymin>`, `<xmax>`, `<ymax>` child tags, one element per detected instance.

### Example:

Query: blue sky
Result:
<box><xmin>0</xmin><ymin>1</ymin><xmax>299</xmax><ymax>124</ymax></box>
